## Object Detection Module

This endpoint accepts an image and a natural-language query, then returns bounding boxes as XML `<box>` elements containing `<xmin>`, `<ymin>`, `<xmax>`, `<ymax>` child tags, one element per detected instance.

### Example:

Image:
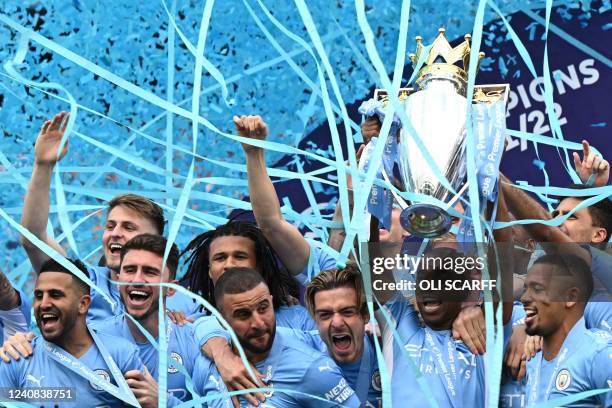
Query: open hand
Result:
<box><xmin>35</xmin><ymin>111</ymin><xmax>70</xmax><ymax>166</ymax></box>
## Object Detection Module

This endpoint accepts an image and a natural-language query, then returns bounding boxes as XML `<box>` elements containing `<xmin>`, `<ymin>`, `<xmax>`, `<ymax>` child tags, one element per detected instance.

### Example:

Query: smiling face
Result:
<box><xmin>313</xmin><ymin>286</ymin><xmax>367</xmax><ymax>364</ymax></box>
<box><xmin>521</xmin><ymin>263</ymin><xmax>580</xmax><ymax>337</ymax></box>
<box><xmin>554</xmin><ymin>198</ymin><xmax>606</xmax><ymax>244</ymax></box>
<box><xmin>219</xmin><ymin>282</ymin><xmax>276</xmax><ymax>362</ymax></box>
<box><xmin>520</xmin><ymin>263</ymin><xmax>573</xmax><ymax>337</ymax></box>
<box><xmin>208</xmin><ymin>235</ymin><xmax>257</xmax><ymax>283</ymax></box>
<box><xmin>118</xmin><ymin>249</ymin><xmax>176</xmax><ymax>321</ymax></box>
<box><xmin>102</xmin><ymin>206</ymin><xmax>159</xmax><ymax>272</ymax></box>
<box><xmin>34</xmin><ymin>272</ymin><xmax>89</xmax><ymax>343</ymax></box>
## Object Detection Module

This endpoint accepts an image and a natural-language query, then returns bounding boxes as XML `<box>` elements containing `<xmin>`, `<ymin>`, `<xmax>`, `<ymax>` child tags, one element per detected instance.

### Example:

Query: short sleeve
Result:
<box><xmin>284</xmin><ymin>328</ymin><xmax>327</xmax><ymax>352</ymax></box>
<box><xmin>180</xmin><ymin>324</ymin><xmax>201</xmax><ymax>371</ymax></box>
<box><xmin>166</xmin><ymin>290</ymin><xmax>202</xmax><ymax>317</ymax></box>
<box><xmin>192</xmin><ymin>356</ymin><xmax>232</xmax><ymax>408</ymax></box>
<box><xmin>584</xmin><ymin>301</ymin><xmax>612</xmax><ymax>332</ymax></box>
<box><xmin>0</xmin><ymin>293</ymin><xmax>31</xmax><ymax>341</ymax></box>
<box><xmin>511</xmin><ymin>302</ymin><xmax>526</xmax><ymax>326</ymax></box>
<box><xmin>0</xmin><ymin>358</ymin><xmax>19</xmax><ymax>387</ymax></box>
<box><xmin>276</xmin><ymin>305</ymin><xmax>317</xmax><ymax>331</ymax></box>
<box><xmin>295</xmin><ymin>242</ymin><xmax>338</xmax><ymax>285</ymax></box>
<box><xmin>590</xmin><ymin>345</ymin><xmax>612</xmax><ymax>407</ymax></box>
<box><xmin>193</xmin><ymin>316</ymin><xmax>231</xmax><ymax>348</ymax></box>
<box><xmin>297</xmin><ymin>355</ymin><xmax>360</xmax><ymax>407</ymax></box>
<box><xmin>381</xmin><ymin>293</ymin><xmax>420</xmax><ymax>341</ymax></box>
<box><xmin>589</xmin><ymin>247</ymin><xmax>612</xmax><ymax>294</ymax></box>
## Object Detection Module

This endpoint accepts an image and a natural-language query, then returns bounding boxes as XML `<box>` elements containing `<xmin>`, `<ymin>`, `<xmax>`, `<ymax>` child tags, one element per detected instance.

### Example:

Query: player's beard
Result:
<box><xmin>240</xmin><ymin>324</ymin><xmax>276</xmax><ymax>356</ymax></box>
<box><xmin>39</xmin><ymin>307</ymin><xmax>78</xmax><ymax>344</ymax></box>
<box><xmin>120</xmin><ymin>290</ymin><xmax>162</xmax><ymax>322</ymax></box>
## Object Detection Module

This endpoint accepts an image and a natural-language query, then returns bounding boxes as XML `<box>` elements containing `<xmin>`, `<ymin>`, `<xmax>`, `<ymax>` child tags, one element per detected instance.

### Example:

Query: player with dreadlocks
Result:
<box><xmin>170</xmin><ymin>220</ymin><xmax>310</xmax><ymax>329</ymax></box>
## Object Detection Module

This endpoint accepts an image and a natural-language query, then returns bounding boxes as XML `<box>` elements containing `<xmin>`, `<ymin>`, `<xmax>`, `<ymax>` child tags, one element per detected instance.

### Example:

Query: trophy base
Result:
<box><xmin>399</xmin><ymin>204</ymin><xmax>452</xmax><ymax>238</ymax></box>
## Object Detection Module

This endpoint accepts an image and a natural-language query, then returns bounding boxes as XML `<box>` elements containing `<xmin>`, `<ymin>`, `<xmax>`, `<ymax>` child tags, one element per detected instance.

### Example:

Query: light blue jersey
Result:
<box><xmin>288</xmin><ymin>329</ymin><xmax>382</xmax><ymax>407</ymax></box>
<box><xmin>295</xmin><ymin>242</ymin><xmax>338</xmax><ymax>285</ymax></box>
<box><xmin>0</xmin><ymin>289</ymin><xmax>31</xmax><ymax>344</ymax></box>
<box><xmin>193</xmin><ymin>327</ymin><xmax>361</xmax><ymax>407</ymax></box>
<box><xmin>0</xmin><ymin>330</ymin><xmax>142</xmax><ymax>407</ymax></box>
<box><xmin>500</xmin><ymin>302</ymin><xmax>527</xmax><ymax>408</ymax></box>
<box><xmin>165</xmin><ymin>289</ymin><xmax>205</xmax><ymax>320</ymax></box>
<box><xmin>385</xmin><ymin>294</ymin><xmax>511</xmax><ymax>408</ymax></box>
<box><xmin>589</xmin><ymin>247</ymin><xmax>611</xmax><ymax>294</ymax></box>
<box><xmin>585</xmin><ymin>294</ymin><xmax>612</xmax><ymax>333</ymax></box>
<box><xmin>91</xmin><ymin>313</ymin><xmax>199</xmax><ymax>405</ymax></box>
<box><xmin>500</xmin><ymin>300</ymin><xmax>612</xmax><ymax>408</ymax></box>
<box><xmin>526</xmin><ymin>317</ymin><xmax>612</xmax><ymax>407</ymax></box>
<box><xmin>276</xmin><ymin>304</ymin><xmax>317</xmax><ymax>331</ymax></box>
<box><xmin>87</xmin><ymin>265</ymin><xmax>123</xmax><ymax>323</ymax></box>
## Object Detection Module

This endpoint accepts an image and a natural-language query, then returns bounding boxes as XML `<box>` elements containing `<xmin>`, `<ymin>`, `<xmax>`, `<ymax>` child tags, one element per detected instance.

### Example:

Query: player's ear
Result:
<box><xmin>79</xmin><ymin>294</ymin><xmax>91</xmax><ymax>314</ymax></box>
<box><xmin>564</xmin><ymin>286</ymin><xmax>579</xmax><ymax>308</ymax></box>
<box><xmin>591</xmin><ymin>227</ymin><xmax>607</xmax><ymax>244</ymax></box>
<box><xmin>165</xmin><ymin>279</ymin><xmax>178</xmax><ymax>297</ymax></box>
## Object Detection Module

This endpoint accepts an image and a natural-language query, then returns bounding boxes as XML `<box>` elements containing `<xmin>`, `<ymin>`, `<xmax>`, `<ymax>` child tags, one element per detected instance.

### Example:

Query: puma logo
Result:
<box><xmin>318</xmin><ymin>361</ymin><xmax>333</xmax><ymax>372</ymax></box>
<box><xmin>26</xmin><ymin>375</ymin><xmax>44</xmax><ymax>387</ymax></box>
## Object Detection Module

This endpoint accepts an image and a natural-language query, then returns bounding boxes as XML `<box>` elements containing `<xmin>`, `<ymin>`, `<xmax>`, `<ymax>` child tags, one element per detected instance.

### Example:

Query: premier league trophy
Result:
<box><xmin>360</xmin><ymin>28</ymin><xmax>509</xmax><ymax>238</ymax></box>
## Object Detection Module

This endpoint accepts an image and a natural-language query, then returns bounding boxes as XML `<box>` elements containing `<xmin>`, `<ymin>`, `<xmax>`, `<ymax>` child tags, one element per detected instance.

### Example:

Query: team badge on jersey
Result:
<box><xmin>555</xmin><ymin>369</ymin><xmax>571</xmax><ymax>391</ymax></box>
<box><xmin>371</xmin><ymin>369</ymin><xmax>382</xmax><ymax>392</ymax></box>
<box><xmin>168</xmin><ymin>352</ymin><xmax>183</xmax><ymax>374</ymax></box>
<box><xmin>90</xmin><ymin>369</ymin><xmax>111</xmax><ymax>391</ymax></box>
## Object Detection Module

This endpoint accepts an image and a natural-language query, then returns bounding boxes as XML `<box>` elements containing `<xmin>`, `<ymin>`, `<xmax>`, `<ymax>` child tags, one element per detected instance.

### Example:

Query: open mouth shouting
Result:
<box><xmin>39</xmin><ymin>311</ymin><xmax>61</xmax><ymax>332</ymax></box>
<box><xmin>108</xmin><ymin>243</ymin><xmax>123</xmax><ymax>258</ymax></box>
<box><xmin>126</xmin><ymin>287</ymin><xmax>152</xmax><ymax>308</ymax></box>
<box><xmin>330</xmin><ymin>331</ymin><xmax>353</xmax><ymax>356</ymax></box>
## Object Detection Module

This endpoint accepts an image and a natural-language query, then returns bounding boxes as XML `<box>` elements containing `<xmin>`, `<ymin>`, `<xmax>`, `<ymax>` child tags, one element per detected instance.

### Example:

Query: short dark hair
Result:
<box><xmin>214</xmin><ymin>267</ymin><xmax>267</xmax><ymax>308</ymax></box>
<box><xmin>558</xmin><ymin>184</ymin><xmax>612</xmax><ymax>244</ymax></box>
<box><xmin>39</xmin><ymin>258</ymin><xmax>90</xmax><ymax>295</ymax></box>
<box><xmin>305</xmin><ymin>262</ymin><xmax>367</xmax><ymax>318</ymax></box>
<box><xmin>108</xmin><ymin>194</ymin><xmax>166</xmax><ymax>235</ymax></box>
<box><xmin>120</xmin><ymin>234</ymin><xmax>179</xmax><ymax>279</ymax></box>
<box><xmin>532</xmin><ymin>253</ymin><xmax>593</xmax><ymax>301</ymax></box>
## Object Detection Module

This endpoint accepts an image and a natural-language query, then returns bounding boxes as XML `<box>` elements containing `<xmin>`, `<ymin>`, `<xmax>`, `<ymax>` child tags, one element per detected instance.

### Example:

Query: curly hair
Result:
<box><xmin>180</xmin><ymin>221</ymin><xmax>299</xmax><ymax>310</ymax></box>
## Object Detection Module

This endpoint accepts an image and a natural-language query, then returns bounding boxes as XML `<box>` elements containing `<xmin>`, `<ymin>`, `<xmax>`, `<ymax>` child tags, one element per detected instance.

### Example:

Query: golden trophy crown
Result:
<box><xmin>409</xmin><ymin>27</ymin><xmax>485</xmax><ymax>87</ymax></box>
<box><xmin>375</xmin><ymin>27</ymin><xmax>507</xmax><ymax>105</ymax></box>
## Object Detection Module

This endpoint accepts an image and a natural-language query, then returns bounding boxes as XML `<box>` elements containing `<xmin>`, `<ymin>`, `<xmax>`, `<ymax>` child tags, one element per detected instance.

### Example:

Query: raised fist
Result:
<box><xmin>233</xmin><ymin>115</ymin><xmax>268</xmax><ymax>155</ymax></box>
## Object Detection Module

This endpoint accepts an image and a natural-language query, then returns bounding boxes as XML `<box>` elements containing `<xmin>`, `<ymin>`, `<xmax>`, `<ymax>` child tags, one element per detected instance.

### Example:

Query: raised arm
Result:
<box><xmin>492</xmin><ymin>186</ymin><xmax>516</xmax><ymax>326</ymax></box>
<box><xmin>0</xmin><ymin>270</ymin><xmax>20</xmax><ymax>311</ymax></box>
<box><xmin>234</xmin><ymin>115</ymin><xmax>311</xmax><ymax>276</ymax></box>
<box><xmin>499</xmin><ymin>173</ymin><xmax>592</xmax><ymax>265</ymax></box>
<box><xmin>20</xmin><ymin>112</ymin><xmax>69</xmax><ymax>272</ymax></box>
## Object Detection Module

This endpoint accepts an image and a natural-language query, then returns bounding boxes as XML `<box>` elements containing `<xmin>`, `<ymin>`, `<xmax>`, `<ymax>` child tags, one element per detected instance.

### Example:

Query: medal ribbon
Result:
<box><xmin>425</xmin><ymin>329</ymin><xmax>463</xmax><ymax>408</ymax></box>
<box><xmin>43</xmin><ymin>328</ymin><xmax>140</xmax><ymax>407</ymax></box>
